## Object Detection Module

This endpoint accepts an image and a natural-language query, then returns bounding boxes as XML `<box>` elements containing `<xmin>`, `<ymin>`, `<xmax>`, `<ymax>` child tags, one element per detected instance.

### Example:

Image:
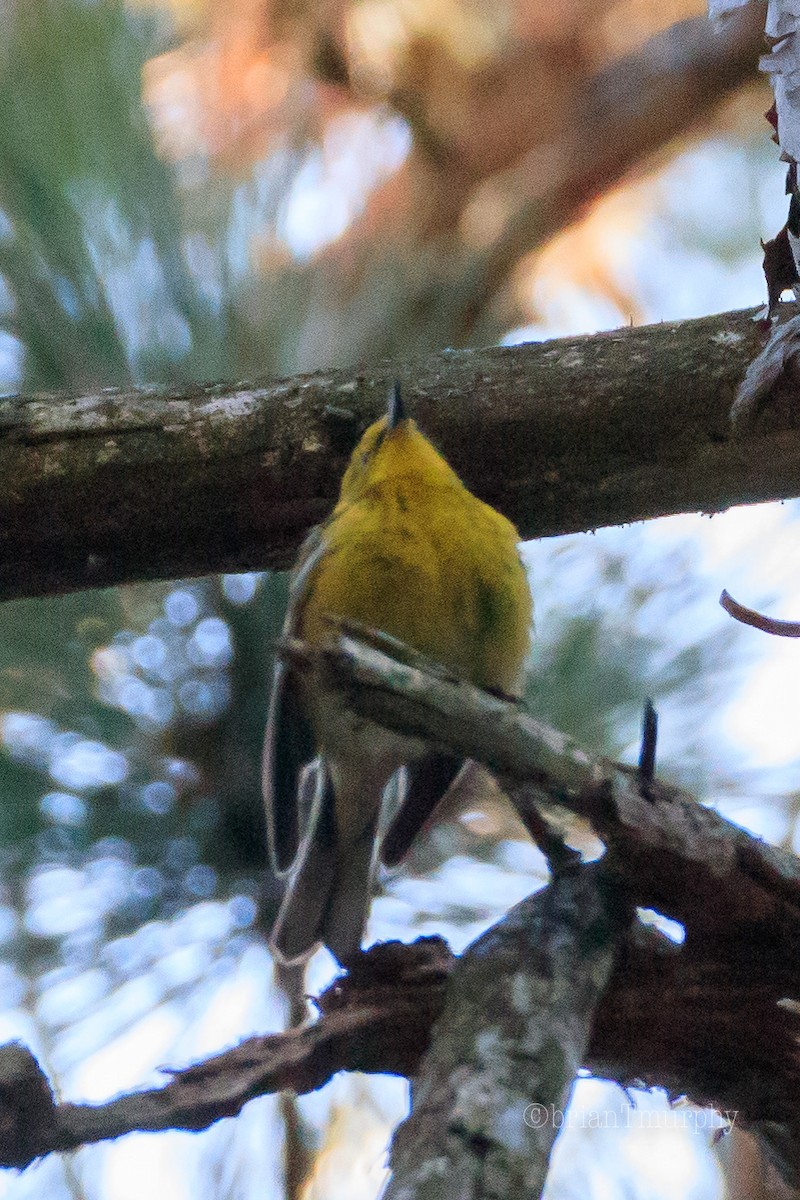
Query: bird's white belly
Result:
<box><xmin>311</xmin><ymin>692</ymin><xmax>424</xmax><ymax>840</ymax></box>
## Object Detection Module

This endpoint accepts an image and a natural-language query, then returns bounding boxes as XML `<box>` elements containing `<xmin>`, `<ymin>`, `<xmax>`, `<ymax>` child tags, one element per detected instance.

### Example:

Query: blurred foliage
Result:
<box><xmin>0</xmin><ymin>575</ymin><xmax>289</xmax><ymax>936</ymax></box>
<box><xmin>0</xmin><ymin>0</ymin><xmax>230</xmax><ymax>389</ymax></box>
<box><xmin>0</xmin><ymin>0</ymin><xmax>769</xmax><ymax>390</ymax></box>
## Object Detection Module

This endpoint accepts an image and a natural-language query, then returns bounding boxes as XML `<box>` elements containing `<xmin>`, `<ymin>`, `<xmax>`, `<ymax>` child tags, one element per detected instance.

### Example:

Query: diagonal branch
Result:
<box><xmin>281</xmin><ymin>625</ymin><xmax>800</xmax><ymax>942</ymax></box>
<box><xmin>4</xmin><ymin>303</ymin><xmax>800</xmax><ymax>604</ymax></box>
<box><xmin>453</xmin><ymin>7</ymin><xmax>769</xmax><ymax>339</ymax></box>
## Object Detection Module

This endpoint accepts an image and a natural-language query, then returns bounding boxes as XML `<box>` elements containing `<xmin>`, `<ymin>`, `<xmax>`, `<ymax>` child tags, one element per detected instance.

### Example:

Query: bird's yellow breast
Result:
<box><xmin>298</xmin><ymin>420</ymin><xmax>531</xmax><ymax>697</ymax></box>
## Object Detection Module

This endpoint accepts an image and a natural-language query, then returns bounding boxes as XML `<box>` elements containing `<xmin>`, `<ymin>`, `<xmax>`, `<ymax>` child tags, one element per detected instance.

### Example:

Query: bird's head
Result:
<box><xmin>337</xmin><ymin>382</ymin><xmax>459</xmax><ymax>505</ymax></box>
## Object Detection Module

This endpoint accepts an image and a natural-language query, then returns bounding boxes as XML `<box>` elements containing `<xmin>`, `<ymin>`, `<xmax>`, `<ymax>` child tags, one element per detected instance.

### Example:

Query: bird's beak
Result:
<box><xmin>387</xmin><ymin>381</ymin><xmax>406</xmax><ymax>429</ymax></box>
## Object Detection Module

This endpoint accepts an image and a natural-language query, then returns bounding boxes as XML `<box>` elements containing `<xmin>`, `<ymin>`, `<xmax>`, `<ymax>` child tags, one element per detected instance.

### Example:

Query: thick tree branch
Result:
<box><xmin>3</xmin><ymin>304</ymin><xmax>800</xmax><ymax>603</ymax></box>
<box><xmin>384</xmin><ymin>863</ymin><xmax>630</xmax><ymax>1200</ymax></box>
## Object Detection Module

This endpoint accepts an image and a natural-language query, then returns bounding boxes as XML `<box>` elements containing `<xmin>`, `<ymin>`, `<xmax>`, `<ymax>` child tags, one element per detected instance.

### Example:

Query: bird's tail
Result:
<box><xmin>269</xmin><ymin>770</ymin><xmax>378</xmax><ymax>966</ymax></box>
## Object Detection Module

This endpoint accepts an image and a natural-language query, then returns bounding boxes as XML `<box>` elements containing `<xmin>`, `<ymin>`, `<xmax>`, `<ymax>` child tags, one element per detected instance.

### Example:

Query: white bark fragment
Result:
<box><xmin>709</xmin><ymin>0</ymin><xmax>800</xmax><ymax>163</ymax></box>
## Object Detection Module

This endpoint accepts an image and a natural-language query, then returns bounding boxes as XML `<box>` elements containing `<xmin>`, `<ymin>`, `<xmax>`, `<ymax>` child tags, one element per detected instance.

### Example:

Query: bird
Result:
<box><xmin>262</xmin><ymin>382</ymin><xmax>532</xmax><ymax>965</ymax></box>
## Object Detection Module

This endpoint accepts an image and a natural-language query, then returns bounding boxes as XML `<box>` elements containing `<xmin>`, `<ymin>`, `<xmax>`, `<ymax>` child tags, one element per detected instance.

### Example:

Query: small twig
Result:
<box><xmin>638</xmin><ymin>698</ymin><xmax>658</xmax><ymax>783</ymax></box>
<box><xmin>720</xmin><ymin>589</ymin><xmax>800</xmax><ymax>637</ymax></box>
<box><xmin>514</xmin><ymin>801</ymin><xmax>581</xmax><ymax>876</ymax></box>
<box><xmin>275</xmin><ymin>960</ymin><xmax>314</xmax><ymax>1200</ymax></box>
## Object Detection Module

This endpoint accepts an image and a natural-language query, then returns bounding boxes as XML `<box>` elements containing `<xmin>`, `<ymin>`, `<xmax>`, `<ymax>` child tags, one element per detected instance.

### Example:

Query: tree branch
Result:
<box><xmin>2</xmin><ymin>631</ymin><xmax>800</xmax><ymax>1184</ymax></box>
<box><xmin>278</xmin><ymin>627</ymin><xmax>800</xmax><ymax>1184</ymax></box>
<box><xmin>282</xmin><ymin>624</ymin><xmax>800</xmax><ymax>946</ymax></box>
<box><xmin>0</xmin><ymin>939</ymin><xmax>454</xmax><ymax>1168</ymax></box>
<box><xmin>1</xmin><ymin>889</ymin><xmax>797</xmax><ymax>1181</ymax></box>
<box><xmin>3</xmin><ymin>304</ymin><xmax>800</xmax><ymax>603</ymax></box>
<box><xmin>384</xmin><ymin>862</ymin><xmax>630</xmax><ymax>1200</ymax></box>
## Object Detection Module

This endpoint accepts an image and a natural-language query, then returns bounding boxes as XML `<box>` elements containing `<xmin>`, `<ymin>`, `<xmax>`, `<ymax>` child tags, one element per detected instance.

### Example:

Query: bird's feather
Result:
<box><xmin>269</xmin><ymin>763</ymin><xmax>339</xmax><ymax>961</ymax></box>
<box><xmin>262</xmin><ymin>525</ymin><xmax>327</xmax><ymax>875</ymax></box>
<box><xmin>270</xmin><ymin>763</ymin><xmax>379</xmax><ymax>964</ymax></box>
<box><xmin>381</xmin><ymin>753</ymin><xmax>463</xmax><ymax>867</ymax></box>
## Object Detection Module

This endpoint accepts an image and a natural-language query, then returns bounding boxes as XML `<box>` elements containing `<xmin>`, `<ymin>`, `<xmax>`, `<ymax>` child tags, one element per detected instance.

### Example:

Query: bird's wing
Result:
<box><xmin>262</xmin><ymin>524</ymin><xmax>327</xmax><ymax>875</ymax></box>
<box><xmin>380</xmin><ymin>752</ymin><xmax>464</xmax><ymax>866</ymax></box>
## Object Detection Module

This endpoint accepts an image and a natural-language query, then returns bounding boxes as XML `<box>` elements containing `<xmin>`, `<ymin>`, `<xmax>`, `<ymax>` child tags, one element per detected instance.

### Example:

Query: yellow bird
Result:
<box><xmin>263</xmin><ymin>383</ymin><xmax>532</xmax><ymax>965</ymax></box>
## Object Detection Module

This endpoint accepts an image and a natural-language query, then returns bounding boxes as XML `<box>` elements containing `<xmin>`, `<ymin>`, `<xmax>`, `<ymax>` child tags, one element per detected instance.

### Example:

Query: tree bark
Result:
<box><xmin>384</xmin><ymin>864</ymin><xmax>629</xmax><ymax>1200</ymax></box>
<box><xmin>1</xmin><ymin>304</ymin><xmax>798</xmax><ymax>603</ymax></box>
